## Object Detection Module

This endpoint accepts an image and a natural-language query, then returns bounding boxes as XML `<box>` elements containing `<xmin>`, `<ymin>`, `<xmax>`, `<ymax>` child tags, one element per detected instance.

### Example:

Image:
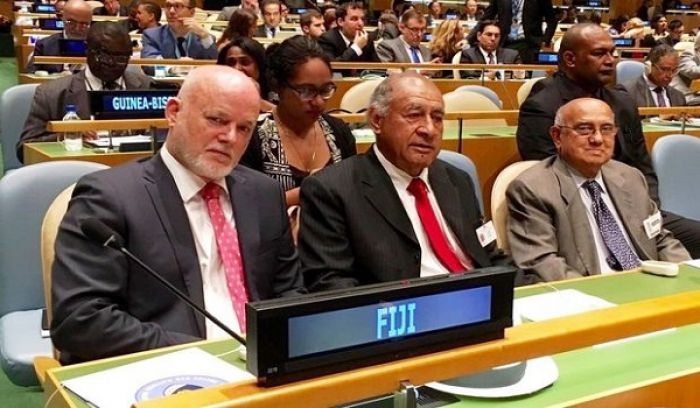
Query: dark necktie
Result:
<box><xmin>584</xmin><ymin>180</ymin><xmax>641</xmax><ymax>271</ymax></box>
<box><xmin>200</xmin><ymin>183</ymin><xmax>248</xmax><ymax>333</ymax></box>
<box><xmin>406</xmin><ymin>178</ymin><xmax>473</xmax><ymax>272</ymax></box>
<box><xmin>176</xmin><ymin>37</ymin><xmax>187</xmax><ymax>57</ymax></box>
<box><xmin>488</xmin><ymin>52</ymin><xmax>495</xmax><ymax>65</ymax></box>
<box><xmin>103</xmin><ymin>80</ymin><xmax>120</xmax><ymax>90</ymax></box>
<box><xmin>270</xmin><ymin>27</ymin><xmax>276</xmax><ymax>37</ymax></box>
<box><xmin>654</xmin><ymin>87</ymin><xmax>666</xmax><ymax>107</ymax></box>
<box><xmin>410</xmin><ymin>47</ymin><xmax>421</xmax><ymax>63</ymax></box>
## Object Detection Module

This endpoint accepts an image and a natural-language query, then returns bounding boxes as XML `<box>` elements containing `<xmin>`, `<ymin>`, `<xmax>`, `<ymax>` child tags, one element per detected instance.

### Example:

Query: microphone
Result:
<box><xmin>80</xmin><ymin>219</ymin><xmax>247</xmax><ymax>346</ymax></box>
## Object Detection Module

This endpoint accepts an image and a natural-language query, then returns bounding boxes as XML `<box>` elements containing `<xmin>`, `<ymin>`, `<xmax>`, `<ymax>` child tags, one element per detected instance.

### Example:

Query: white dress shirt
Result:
<box><xmin>478</xmin><ymin>46</ymin><xmax>505</xmax><ymax>80</ymax></box>
<box><xmin>569</xmin><ymin>167</ymin><xmax>639</xmax><ymax>275</ymax></box>
<box><xmin>160</xmin><ymin>145</ymin><xmax>242</xmax><ymax>339</ymax></box>
<box><xmin>644</xmin><ymin>74</ymin><xmax>670</xmax><ymax>107</ymax></box>
<box><xmin>340</xmin><ymin>30</ymin><xmax>363</xmax><ymax>57</ymax></box>
<box><xmin>401</xmin><ymin>36</ymin><xmax>423</xmax><ymax>63</ymax></box>
<box><xmin>374</xmin><ymin>145</ymin><xmax>470</xmax><ymax>277</ymax></box>
<box><xmin>84</xmin><ymin>66</ymin><xmax>125</xmax><ymax>91</ymax></box>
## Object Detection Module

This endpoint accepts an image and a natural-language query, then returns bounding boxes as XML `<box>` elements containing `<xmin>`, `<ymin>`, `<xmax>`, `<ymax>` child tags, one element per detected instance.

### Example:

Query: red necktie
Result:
<box><xmin>406</xmin><ymin>178</ymin><xmax>473</xmax><ymax>273</ymax></box>
<box><xmin>200</xmin><ymin>182</ymin><xmax>248</xmax><ymax>333</ymax></box>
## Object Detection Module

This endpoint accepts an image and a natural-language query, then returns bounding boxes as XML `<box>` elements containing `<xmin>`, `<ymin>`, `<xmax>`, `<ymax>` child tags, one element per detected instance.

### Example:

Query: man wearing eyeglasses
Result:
<box><xmin>26</xmin><ymin>0</ymin><xmax>93</xmax><ymax>73</ymax></box>
<box><xmin>140</xmin><ymin>0</ymin><xmax>217</xmax><ymax>68</ymax></box>
<box><xmin>18</xmin><ymin>22</ymin><xmax>152</xmax><ymax>162</ymax></box>
<box><xmin>620</xmin><ymin>44</ymin><xmax>685</xmax><ymax>111</ymax></box>
<box><xmin>507</xmin><ymin>98</ymin><xmax>690</xmax><ymax>282</ymax></box>
<box><xmin>376</xmin><ymin>11</ymin><xmax>433</xmax><ymax>65</ymax></box>
<box><xmin>518</xmin><ymin>23</ymin><xmax>700</xmax><ymax>259</ymax></box>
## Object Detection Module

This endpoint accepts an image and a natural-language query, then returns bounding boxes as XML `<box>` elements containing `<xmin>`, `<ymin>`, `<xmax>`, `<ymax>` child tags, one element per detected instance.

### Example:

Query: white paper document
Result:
<box><xmin>62</xmin><ymin>347</ymin><xmax>253</xmax><ymax>408</ymax></box>
<box><xmin>514</xmin><ymin>289</ymin><xmax>616</xmax><ymax>322</ymax></box>
<box><xmin>85</xmin><ymin>135</ymin><xmax>152</xmax><ymax>148</ymax></box>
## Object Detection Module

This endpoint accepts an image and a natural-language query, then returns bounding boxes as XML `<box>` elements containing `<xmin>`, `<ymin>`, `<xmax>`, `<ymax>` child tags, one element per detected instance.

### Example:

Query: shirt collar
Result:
<box><xmin>478</xmin><ymin>46</ymin><xmax>494</xmax><ymax>60</ymax></box>
<box><xmin>84</xmin><ymin>65</ymin><xmax>125</xmax><ymax>91</ymax></box>
<box><xmin>566</xmin><ymin>162</ymin><xmax>606</xmax><ymax>194</ymax></box>
<box><xmin>160</xmin><ymin>143</ymin><xmax>229</xmax><ymax>203</ymax></box>
<box><xmin>400</xmin><ymin>36</ymin><xmax>416</xmax><ymax>50</ymax></box>
<box><xmin>373</xmin><ymin>145</ymin><xmax>430</xmax><ymax>192</ymax></box>
<box><xmin>339</xmin><ymin>29</ymin><xmax>352</xmax><ymax>47</ymax></box>
<box><xmin>643</xmin><ymin>73</ymin><xmax>662</xmax><ymax>92</ymax></box>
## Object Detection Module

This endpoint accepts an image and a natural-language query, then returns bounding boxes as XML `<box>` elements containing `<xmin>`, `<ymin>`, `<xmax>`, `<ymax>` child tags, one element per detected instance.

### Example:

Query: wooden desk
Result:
<box><xmin>43</xmin><ymin>270</ymin><xmax>700</xmax><ymax>408</ymax></box>
<box><xmin>23</xmin><ymin>143</ymin><xmax>152</xmax><ymax>167</ymax></box>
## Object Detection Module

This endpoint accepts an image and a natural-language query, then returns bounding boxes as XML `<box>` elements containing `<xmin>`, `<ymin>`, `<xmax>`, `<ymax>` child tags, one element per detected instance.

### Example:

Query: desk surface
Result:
<box><xmin>45</xmin><ymin>270</ymin><xmax>700</xmax><ymax>408</ymax></box>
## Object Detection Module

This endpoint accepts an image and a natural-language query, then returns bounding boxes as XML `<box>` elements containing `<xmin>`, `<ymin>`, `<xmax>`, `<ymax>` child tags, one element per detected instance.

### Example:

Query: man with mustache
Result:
<box><xmin>298</xmin><ymin>72</ymin><xmax>515</xmax><ymax>292</ymax></box>
<box><xmin>508</xmin><ymin>98</ymin><xmax>689</xmax><ymax>282</ymax></box>
<box><xmin>517</xmin><ymin>23</ymin><xmax>700</xmax><ymax>259</ymax></box>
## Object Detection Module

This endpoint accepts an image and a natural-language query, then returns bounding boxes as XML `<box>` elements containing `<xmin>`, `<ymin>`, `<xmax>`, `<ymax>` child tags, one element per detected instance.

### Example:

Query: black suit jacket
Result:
<box><xmin>51</xmin><ymin>155</ymin><xmax>304</xmax><ymax>364</ymax></box>
<box><xmin>516</xmin><ymin>71</ymin><xmax>659</xmax><ymax>202</ymax></box>
<box><xmin>318</xmin><ymin>28</ymin><xmax>378</xmax><ymax>63</ymax></box>
<box><xmin>459</xmin><ymin>46</ymin><xmax>522</xmax><ymax>78</ymax></box>
<box><xmin>620</xmin><ymin>75</ymin><xmax>687</xmax><ymax>108</ymax></box>
<box><xmin>18</xmin><ymin>69</ymin><xmax>153</xmax><ymax>162</ymax></box>
<box><xmin>483</xmin><ymin>0</ymin><xmax>557</xmax><ymax>46</ymax></box>
<box><xmin>298</xmin><ymin>148</ymin><xmax>511</xmax><ymax>292</ymax></box>
<box><xmin>26</xmin><ymin>32</ymin><xmax>64</xmax><ymax>74</ymax></box>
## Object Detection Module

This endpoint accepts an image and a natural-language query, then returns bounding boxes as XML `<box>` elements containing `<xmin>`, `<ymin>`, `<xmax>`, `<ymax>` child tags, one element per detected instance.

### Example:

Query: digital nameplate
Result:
<box><xmin>89</xmin><ymin>90</ymin><xmax>178</xmax><ymax>119</ymax></box>
<box><xmin>288</xmin><ymin>286</ymin><xmax>492</xmax><ymax>358</ymax></box>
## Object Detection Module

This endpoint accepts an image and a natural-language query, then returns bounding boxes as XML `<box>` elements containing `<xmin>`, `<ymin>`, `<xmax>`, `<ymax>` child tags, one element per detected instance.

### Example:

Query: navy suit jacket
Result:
<box><xmin>140</xmin><ymin>25</ymin><xmax>217</xmax><ymax>60</ymax></box>
<box><xmin>26</xmin><ymin>32</ymin><xmax>65</xmax><ymax>74</ymax></box>
<box><xmin>51</xmin><ymin>155</ymin><xmax>304</xmax><ymax>364</ymax></box>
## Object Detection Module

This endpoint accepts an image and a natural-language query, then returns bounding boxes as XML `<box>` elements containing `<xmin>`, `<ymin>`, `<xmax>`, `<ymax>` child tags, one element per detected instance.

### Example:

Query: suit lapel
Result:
<box><xmin>143</xmin><ymin>155</ymin><xmax>205</xmax><ymax>337</ymax></box>
<box><xmin>429</xmin><ymin>163</ymin><xmax>489</xmax><ymax>267</ymax></box>
<box><xmin>226</xmin><ymin>169</ymin><xmax>262</xmax><ymax>300</ymax></box>
<box><xmin>553</xmin><ymin>158</ymin><xmax>599</xmax><ymax>274</ymax></box>
<box><xmin>361</xmin><ymin>149</ymin><xmax>418</xmax><ymax>245</ymax></box>
<box><xmin>601</xmin><ymin>165</ymin><xmax>653</xmax><ymax>259</ymax></box>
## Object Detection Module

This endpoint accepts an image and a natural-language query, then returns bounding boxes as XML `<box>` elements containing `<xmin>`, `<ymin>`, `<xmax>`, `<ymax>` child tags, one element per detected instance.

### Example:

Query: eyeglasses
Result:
<box><xmin>285</xmin><ymin>82</ymin><xmax>337</xmax><ymax>101</ymax></box>
<box><xmin>64</xmin><ymin>19</ymin><xmax>91</xmax><ymax>28</ymax></box>
<box><xmin>653</xmin><ymin>63</ymin><xmax>679</xmax><ymax>75</ymax></box>
<box><xmin>558</xmin><ymin>124</ymin><xmax>617</xmax><ymax>137</ymax></box>
<box><xmin>165</xmin><ymin>2</ymin><xmax>192</xmax><ymax>10</ymax></box>
<box><xmin>93</xmin><ymin>50</ymin><xmax>131</xmax><ymax>65</ymax></box>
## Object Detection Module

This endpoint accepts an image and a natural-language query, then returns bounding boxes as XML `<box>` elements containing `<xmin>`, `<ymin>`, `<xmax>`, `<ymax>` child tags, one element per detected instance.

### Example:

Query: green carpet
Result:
<box><xmin>0</xmin><ymin>368</ymin><xmax>43</xmax><ymax>406</ymax></box>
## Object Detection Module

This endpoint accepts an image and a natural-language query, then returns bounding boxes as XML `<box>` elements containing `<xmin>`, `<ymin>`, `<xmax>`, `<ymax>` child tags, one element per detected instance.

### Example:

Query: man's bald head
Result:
<box><xmin>62</xmin><ymin>0</ymin><xmax>93</xmax><ymax>38</ymax></box>
<box><xmin>552</xmin><ymin>98</ymin><xmax>616</xmax><ymax>178</ymax></box>
<box><xmin>558</xmin><ymin>23</ymin><xmax>616</xmax><ymax>90</ymax></box>
<box><xmin>166</xmin><ymin>66</ymin><xmax>261</xmax><ymax>181</ymax></box>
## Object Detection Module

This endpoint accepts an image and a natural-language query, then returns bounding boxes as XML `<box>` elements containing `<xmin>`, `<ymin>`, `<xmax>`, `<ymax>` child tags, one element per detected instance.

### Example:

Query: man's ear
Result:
<box><xmin>165</xmin><ymin>97</ymin><xmax>181</xmax><ymax>127</ymax></box>
<box><xmin>550</xmin><ymin>125</ymin><xmax>562</xmax><ymax>150</ymax></box>
<box><xmin>562</xmin><ymin>50</ymin><xmax>575</xmax><ymax>68</ymax></box>
<box><xmin>367</xmin><ymin>106</ymin><xmax>383</xmax><ymax>135</ymax></box>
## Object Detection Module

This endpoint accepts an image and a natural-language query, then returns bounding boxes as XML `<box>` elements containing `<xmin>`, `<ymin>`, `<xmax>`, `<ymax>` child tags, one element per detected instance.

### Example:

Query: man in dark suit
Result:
<box><xmin>92</xmin><ymin>0</ymin><xmax>128</xmax><ymax>16</ymax></box>
<box><xmin>18</xmin><ymin>22</ymin><xmax>152</xmax><ymax>162</ymax></box>
<box><xmin>254</xmin><ymin>0</ymin><xmax>282</xmax><ymax>38</ymax></box>
<box><xmin>621</xmin><ymin>44</ymin><xmax>685</xmax><ymax>109</ymax></box>
<box><xmin>460</xmin><ymin>20</ymin><xmax>523</xmax><ymax>79</ymax></box>
<box><xmin>298</xmin><ymin>73</ymin><xmax>514</xmax><ymax>292</ymax></box>
<box><xmin>318</xmin><ymin>2</ymin><xmax>378</xmax><ymax>67</ymax></box>
<box><xmin>517</xmin><ymin>23</ymin><xmax>700</xmax><ymax>258</ymax></box>
<box><xmin>26</xmin><ymin>0</ymin><xmax>93</xmax><ymax>73</ymax></box>
<box><xmin>51</xmin><ymin>65</ymin><xmax>304</xmax><ymax>364</ymax></box>
<box><xmin>482</xmin><ymin>0</ymin><xmax>557</xmax><ymax>64</ymax></box>
<box><xmin>376</xmin><ymin>10</ymin><xmax>433</xmax><ymax>64</ymax></box>
<box><xmin>140</xmin><ymin>0</ymin><xmax>217</xmax><ymax>61</ymax></box>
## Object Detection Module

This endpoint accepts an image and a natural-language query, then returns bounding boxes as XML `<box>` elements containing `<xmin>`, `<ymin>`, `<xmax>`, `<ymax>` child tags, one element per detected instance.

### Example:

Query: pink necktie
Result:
<box><xmin>200</xmin><ymin>182</ymin><xmax>248</xmax><ymax>333</ymax></box>
<box><xmin>407</xmin><ymin>178</ymin><xmax>474</xmax><ymax>273</ymax></box>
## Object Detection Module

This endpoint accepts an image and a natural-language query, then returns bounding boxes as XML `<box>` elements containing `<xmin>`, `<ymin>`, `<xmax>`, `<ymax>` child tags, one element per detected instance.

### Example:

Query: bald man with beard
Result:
<box><xmin>51</xmin><ymin>66</ymin><xmax>304</xmax><ymax>364</ymax></box>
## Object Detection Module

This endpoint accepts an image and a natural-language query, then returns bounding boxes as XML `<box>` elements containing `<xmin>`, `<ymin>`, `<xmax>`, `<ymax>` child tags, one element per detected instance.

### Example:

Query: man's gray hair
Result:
<box><xmin>368</xmin><ymin>77</ymin><xmax>394</xmax><ymax>118</ymax></box>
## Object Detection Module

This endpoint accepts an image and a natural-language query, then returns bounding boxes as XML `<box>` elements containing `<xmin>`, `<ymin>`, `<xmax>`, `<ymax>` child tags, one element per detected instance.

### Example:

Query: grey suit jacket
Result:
<box><xmin>621</xmin><ymin>75</ymin><xmax>686</xmax><ymax>107</ymax></box>
<box><xmin>376</xmin><ymin>37</ymin><xmax>431</xmax><ymax>63</ymax></box>
<box><xmin>298</xmin><ymin>148</ymin><xmax>512</xmax><ymax>292</ymax></box>
<box><xmin>506</xmin><ymin>156</ymin><xmax>690</xmax><ymax>282</ymax></box>
<box><xmin>17</xmin><ymin>69</ymin><xmax>153</xmax><ymax>162</ymax></box>
<box><xmin>458</xmin><ymin>46</ymin><xmax>522</xmax><ymax>79</ymax></box>
<box><xmin>671</xmin><ymin>49</ymin><xmax>700</xmax><ymax>105</ymax></box>
<box><xmin>51</xmin><ymin>154</ymin><xmax>304</xmax><ymax>364</ymax></box>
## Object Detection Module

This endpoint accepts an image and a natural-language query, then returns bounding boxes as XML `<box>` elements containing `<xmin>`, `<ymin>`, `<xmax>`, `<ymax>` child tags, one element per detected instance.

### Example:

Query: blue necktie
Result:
<box><xmin>410</xmin><ymin>47</ymin><xmax>421</xmax><ymax>63</ymax></box>
<box><xmin>584</xmin><ymin>180</ymin><xmax>641</xmax><ymax>271</ymax></box>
